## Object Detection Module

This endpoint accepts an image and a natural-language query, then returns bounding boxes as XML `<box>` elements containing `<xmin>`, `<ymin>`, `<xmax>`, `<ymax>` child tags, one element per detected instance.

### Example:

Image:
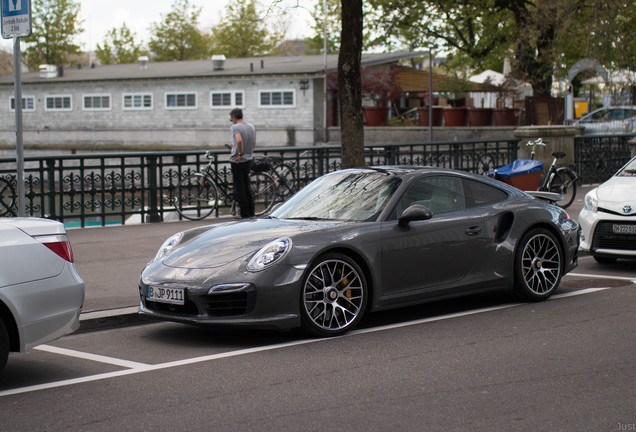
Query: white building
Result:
<box><xmin>0</xmin><ymin>52</ymin><xmax>422</xmax><ymax>151</ymax></box>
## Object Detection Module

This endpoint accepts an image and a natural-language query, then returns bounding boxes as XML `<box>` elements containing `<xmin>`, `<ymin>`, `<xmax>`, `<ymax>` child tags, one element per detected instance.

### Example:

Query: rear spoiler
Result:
<box><xmin>525</xmin><ymin>191</ymin><xmax>563</xmax><ymax>204</ymax></box>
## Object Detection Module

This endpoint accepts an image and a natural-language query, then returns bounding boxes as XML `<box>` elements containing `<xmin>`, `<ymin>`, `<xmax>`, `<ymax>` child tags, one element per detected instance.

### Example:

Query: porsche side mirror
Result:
<box><xmin>398</xmin><ymin>204</ymin><xmax>433</xmax><ymax>227</ymax></box>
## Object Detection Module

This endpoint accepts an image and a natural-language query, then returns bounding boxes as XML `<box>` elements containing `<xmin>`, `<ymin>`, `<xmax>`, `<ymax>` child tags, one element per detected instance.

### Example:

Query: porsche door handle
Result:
<box><xmin>464</xmin><ymin>226</ymin><xmax>482</xmax><ymax>236</ymax></box>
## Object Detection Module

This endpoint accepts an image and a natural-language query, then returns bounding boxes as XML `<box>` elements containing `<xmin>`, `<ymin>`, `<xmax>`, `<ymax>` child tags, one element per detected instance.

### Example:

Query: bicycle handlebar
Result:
<box><xmin>526</xmin><ymin>138</ymin><xmax>546</xmax><ymax>147</ymax></box>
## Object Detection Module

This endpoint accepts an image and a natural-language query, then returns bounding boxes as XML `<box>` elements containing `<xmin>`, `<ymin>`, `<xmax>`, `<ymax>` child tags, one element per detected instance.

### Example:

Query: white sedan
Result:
<box><xmin>579</xmin><ymin>156</ymin><xmax>636</xmax><ymax>263</ymax></box>
<box><xmin>0</xmin><ymin>218</ymin><xmax>85</xmax><ymax>374</ymax></box>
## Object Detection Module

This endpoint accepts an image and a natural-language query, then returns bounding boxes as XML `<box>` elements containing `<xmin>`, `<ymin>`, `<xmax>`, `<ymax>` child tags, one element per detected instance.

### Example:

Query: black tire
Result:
<box><xmin>593</xmin><ymin>255</ymin><xmax>618</xmax><ymax>264</ymax></box>
<box><xmin>0</xmin><ymin>177</ymin><xmax>16</xmax><ymax>217</ymax></box>
<box><xmin>250</xmin><ymin>172</ymin><xmax>277</xmax><ymax>216</ymax></box>
<box><xmin>273</xmin><ymin>164</ymin><xmax>297</xmax><ymax>201</ymax></box>
<box><xmin>514</xmin><ymin>228</ymin><xmax>563</xmax><ymax>301</ymax></box>
<box><xmin>0</xmin><ymin>319</ymin><xmax>8</xmax><ymax>375</ymax></box>
<box><xmin>173</xmin><ymin>174</ymin><xmax>218</xmax><ymax>220</ymax></box>
<box><xmin>300</xmin><ymin>253</ymin><xmax>368</xmax><ymax>337</ymax></box>
<box><xmin>548</xmin><ymin>168</ymin><xmax>577</xmax><ymax>209</ymax></box>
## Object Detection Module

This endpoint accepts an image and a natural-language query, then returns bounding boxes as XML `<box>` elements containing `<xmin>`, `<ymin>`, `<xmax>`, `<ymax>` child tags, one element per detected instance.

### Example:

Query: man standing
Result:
<box><xmin>229</xmin><ymin>108</ymin><xmax>255</xmax><ymax>218</ymax></box>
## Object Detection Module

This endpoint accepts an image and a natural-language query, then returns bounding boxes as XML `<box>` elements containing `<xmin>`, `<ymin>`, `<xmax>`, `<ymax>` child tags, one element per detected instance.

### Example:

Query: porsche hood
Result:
<box><xmin>160</xmin><ymin>218</ymin><xmax>337</xmax><ymax>269</ymax></box>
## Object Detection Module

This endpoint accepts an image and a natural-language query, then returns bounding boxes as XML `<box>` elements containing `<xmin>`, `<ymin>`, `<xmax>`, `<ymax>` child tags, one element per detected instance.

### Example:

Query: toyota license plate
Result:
<box><xmin>146</xmin><ymin>286</ymin><xmax>185</xmax><ymax>305</ymax></box>
<box><xmin>612</xmin><ymin>224</ymin><xmax>636</xmax><ymax>235</ymax></box>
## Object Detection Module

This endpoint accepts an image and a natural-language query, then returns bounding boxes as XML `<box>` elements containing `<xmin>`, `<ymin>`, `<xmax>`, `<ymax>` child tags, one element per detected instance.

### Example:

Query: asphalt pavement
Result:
<box><xmin>69</xmin><ymin>184</ymin><xmax>598</xmax><ymax>331</ymax></box>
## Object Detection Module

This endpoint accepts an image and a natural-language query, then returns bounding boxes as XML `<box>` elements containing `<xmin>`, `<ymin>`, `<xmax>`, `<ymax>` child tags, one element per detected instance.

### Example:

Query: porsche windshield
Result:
<box><xmin>271</xmin><ymin>170</ymin><xmax>401</xmax><ymax>221</ymax></box>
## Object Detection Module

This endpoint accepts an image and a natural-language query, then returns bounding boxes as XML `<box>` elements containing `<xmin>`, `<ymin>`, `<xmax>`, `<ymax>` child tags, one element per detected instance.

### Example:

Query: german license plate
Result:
<box><xmin>146</xmin><ymin>286</ymin><xmax>185</xmax><ymax>305</ymax></box>
<box><xmin>612</xmin><ymin>224</ymin><xmax>636</xmax><ymax>234</ymax></box>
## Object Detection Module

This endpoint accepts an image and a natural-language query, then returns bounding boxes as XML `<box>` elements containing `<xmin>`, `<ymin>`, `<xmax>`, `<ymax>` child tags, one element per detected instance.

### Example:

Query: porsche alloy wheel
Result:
<box><xmin>515</xmin><ymin>228</ymin><xmax>563</xmax><ymax>301</ymax></box>
<box><xmin>301</xmin><ymin>254</ymin><xmax>367</xmax><ymax>336</ymax></box>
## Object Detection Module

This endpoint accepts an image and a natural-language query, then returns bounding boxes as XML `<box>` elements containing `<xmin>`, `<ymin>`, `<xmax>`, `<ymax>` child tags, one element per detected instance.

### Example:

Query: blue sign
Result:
<box><xmin>1</xmin><ymin>0</ymin><xmax>32</xmax><ymax>38</ymax></box>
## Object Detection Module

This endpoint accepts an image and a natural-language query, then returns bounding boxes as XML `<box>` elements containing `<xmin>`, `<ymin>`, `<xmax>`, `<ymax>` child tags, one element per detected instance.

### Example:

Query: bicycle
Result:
<box><xmin>526</xmin><ymin>138</ymin><xmax>578</xmax><ymax>209</ymax></box>
<box><xmin>172</xmin><ymin>152</ymin><xmax>277</xmax><ymax>220</ymax></box>
<box><xmin>252</xmin><ymin>155</ymin><xmax>298</xmax><ymax>201</ymax></box>
<box><xmin>0</xmin><ymin>177</ymin><xmax>16</xmax><ymax>217</ymax></box>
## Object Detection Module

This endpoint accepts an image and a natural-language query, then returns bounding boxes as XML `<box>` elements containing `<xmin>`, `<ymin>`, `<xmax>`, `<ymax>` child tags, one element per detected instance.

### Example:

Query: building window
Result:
<box><xmin>83</xmin><ymin>94</ymin><xmax>111</xmax><ymax>111</ymax></box>
<box><xmin>165</xmin><ymin>92</ymin><xmax>197</xmax><ymax>109</ymax></box>
<box><xmin>210</xmin><ymin>90</ymin><xmax>244</xmax><ymax>109</ymax></box>
<box><xmin>259</xmin><ymin>90</ymin><xmax>295</xmax><ymax>108</ymax></box>
<box><xmin>45</xmin><ymin>95</ymin><xmax>72</xmax><ymax>111</ymax></box>
<box><xmin>123</xmin><ymin>93</ymin><xmax>153</xmax><ymax>110</ymax></box>
<box><xmin>10</xmin><ymin>96</ymin><xmax>35</xmax><ymax>112</ymax></box>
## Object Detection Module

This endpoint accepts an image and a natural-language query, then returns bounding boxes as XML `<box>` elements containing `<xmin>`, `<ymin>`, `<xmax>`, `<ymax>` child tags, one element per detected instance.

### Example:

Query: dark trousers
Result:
<box><xmin>231</xmin><ymin>161</ymin><xmax>254</xmax><ymax>218</ymax></box>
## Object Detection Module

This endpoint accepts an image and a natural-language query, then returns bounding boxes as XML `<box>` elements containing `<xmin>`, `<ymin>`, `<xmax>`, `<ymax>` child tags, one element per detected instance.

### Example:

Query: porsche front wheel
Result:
<box><xmin>514</xmin><ymin>228</ymin><xmax>563</xmax><ymax>301</ymax></box>
<box><xmin>300</xmin><ymin>254</ymin><xmax>367</xmax><ymax>337</ymax></box>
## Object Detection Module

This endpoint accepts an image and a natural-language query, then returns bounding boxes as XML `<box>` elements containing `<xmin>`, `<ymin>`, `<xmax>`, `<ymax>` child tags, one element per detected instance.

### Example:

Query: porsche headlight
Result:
<box><xmin>584</xmin><ymin>189</ymin><xmax>599</xmax><ymax>213</ymax></box>
<box><xmin>247</xmin><ymin>237</ymin><xmax>292</xmax><ymax>272</ymax></box>
<box><xmin>152</xmin><ymin>232</ymin><xmax>183</xmax><ymax>262</ymax></box>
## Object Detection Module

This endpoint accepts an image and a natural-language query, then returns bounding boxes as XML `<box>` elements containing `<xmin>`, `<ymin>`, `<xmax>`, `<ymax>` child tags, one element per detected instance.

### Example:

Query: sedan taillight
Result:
<box><xmin>36</xmin><ymin>234</ymin><xmax>75</xmax><ymax>262</ymax></box>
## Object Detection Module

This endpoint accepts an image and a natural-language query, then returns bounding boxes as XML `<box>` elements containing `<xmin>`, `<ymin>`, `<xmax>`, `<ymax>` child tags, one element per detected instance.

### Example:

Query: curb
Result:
<box><xmin>78</xmin><ymin>307</ymin><xmax>158</xmax><ymax>334</ymax></box>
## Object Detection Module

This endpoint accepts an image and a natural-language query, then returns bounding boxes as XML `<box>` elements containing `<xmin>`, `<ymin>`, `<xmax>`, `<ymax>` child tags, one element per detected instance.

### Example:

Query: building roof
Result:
<box><xmin>396</xmin><ymin>67</ymin><xmax>501</xmax><ymax>93</ymax></box>
<box><xmin>0</xmin><ymin>51</ymin><xmax>427</xmax><ymax>86</ymax></box>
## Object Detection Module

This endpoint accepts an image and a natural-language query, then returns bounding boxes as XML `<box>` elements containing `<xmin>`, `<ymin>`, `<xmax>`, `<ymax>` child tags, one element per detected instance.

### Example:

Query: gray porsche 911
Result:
<box><xmin>139</xmin><ymin>166</ymin><xmax>580</xmax><ymax>336</ymax></box>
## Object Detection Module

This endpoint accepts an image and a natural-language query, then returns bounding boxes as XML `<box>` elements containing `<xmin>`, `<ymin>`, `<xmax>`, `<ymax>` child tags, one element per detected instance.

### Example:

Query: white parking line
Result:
<box><xmin>567</xmin><ymin>272</ymin><xmax>636</xmax><ymax>282</ymax></box>
<box><xmin>0</xmin><ymin>287</ymin><xmax>610</xmax><ymax>398</ymax></box>
<box><xmin>34</xmin><ymin>345</ymin><xmax>151</xmax><ymax>370</ymax></box>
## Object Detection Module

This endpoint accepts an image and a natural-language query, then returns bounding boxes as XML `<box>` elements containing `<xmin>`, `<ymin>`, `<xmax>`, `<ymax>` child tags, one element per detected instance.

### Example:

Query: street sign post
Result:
<box><xmin>1</xmin><ymin>0</ymin><xmax>31</xmax><ymax>217</ymax></box>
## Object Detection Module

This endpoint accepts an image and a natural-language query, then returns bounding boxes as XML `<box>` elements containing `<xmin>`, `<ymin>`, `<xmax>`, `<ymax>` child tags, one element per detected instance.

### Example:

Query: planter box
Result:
<box><xmin>364</xmin><ymin>107</ymin><xmax>389</xmax><ymax>126</ymax></box>
<box><xmin>417</xmin><ymin>107</ymin><xmax>443</xmax><ymax>126</ymax></box>
<box><xmin>493</xmin><ymin>108</ymin><xmax>519</xmax><ymax>126</ymax></box>
<box><xmin>443</xmin><ymin>107</ymin><xmax>467</xmax><ymax>127</ymax></box>
<box><xmin>467</xmin><ymin>108</ymin><xmax>493</xmax><ymax>126</ymax></box>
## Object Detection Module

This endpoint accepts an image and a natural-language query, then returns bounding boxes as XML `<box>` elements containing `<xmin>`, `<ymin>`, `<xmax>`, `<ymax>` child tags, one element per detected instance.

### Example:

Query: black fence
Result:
<box><xmin>0</xmin><ymin>139</ymin><xmax>518</xmax><ymax>226</ymax></box>
<box><xmin>574</xmin><ymin>133</ymin><xmax>635</xmax><ymax>183</ymax></box>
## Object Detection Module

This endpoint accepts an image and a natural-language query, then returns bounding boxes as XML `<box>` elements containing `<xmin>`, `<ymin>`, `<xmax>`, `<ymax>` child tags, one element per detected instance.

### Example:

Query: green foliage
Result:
<box><xmin>305</xmin><ymin>0</ymin><xmax>341</xmax><ymax>54</ymax></box>
<box><xmin>95</xmin><ymin>23</ymin><xmax>147</xmax><ymax>65</ymax></box>
<box><xmin>210</xmin><ymin>0</ymin><xmax>282</xmax><ymax>57</ymax></box>
<box><xmin>148</xmin><ymin>0</ymin><xmax>211</xmax><ymax>61</ymax></box>
<box><xmin>23</xmin><ymin>0</ymin><xmax>83</xmax><ymax>70</ymax></box>
<box><xmin>366</xmin><ymin>0</ymin><xmax>635</xmax><ymax>96</ymax></box>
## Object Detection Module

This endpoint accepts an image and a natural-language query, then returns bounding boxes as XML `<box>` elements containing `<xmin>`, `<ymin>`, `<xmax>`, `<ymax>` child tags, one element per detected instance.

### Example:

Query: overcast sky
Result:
<box><xmin>78</xmin><ymin>0</ymin><xmax>316</xmax><ymax>51</ymax></box>
<box><xmin>2</xmin><ymin>0</ymin><xmax>317</xmax><ymax>52</ymax></box>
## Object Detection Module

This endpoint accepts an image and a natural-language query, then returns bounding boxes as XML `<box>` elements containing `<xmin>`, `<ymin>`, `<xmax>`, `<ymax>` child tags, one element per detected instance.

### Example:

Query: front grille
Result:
<box><xmin>592</xmin><ymin>221</ymin><xmax>636</xmax><ymax>251</ymax></box>
<box><xmin>203</xmin><ymin>291</ymin><xmax>254</xmax><ymax>316</ymax></box>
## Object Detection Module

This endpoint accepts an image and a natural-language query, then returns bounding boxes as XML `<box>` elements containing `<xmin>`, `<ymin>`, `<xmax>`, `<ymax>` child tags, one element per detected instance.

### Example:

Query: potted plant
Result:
<box><xmin>493</xmin><ymin>76</ymin><xmax>520</xmax><ymax>126</ymax></box>
<box><xmin>360</xmin><ymin>67</ymin><xmax>403</xmax><ymax>126</ymax></box>
<box><xmin>441</xmin><ymin>73</ymin><xmax>471</xmax><ymax>126</ymax></box>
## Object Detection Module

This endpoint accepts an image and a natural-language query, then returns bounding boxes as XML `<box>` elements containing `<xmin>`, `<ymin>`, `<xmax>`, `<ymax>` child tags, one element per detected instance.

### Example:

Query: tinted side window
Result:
<box><xmin>394</xmin><ymin>176</ymin><xmax>466</xmax><ymax>217</ymax></box>
<box><xmin>465</xmin><ymin>179</ymin><xmax>508</xmax><ymax>207</ymax></box>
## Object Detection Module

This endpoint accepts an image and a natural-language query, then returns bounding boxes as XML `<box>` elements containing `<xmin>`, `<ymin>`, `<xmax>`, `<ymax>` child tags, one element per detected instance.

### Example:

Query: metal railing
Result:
<box><xmin>0</xmin><ymin>139</ymin><xmax>518</xmax><ymax>226</ymax></box>
<box><xmin>574</xmin><ymin>133</ymin><xmax>636</xmax><ymax>184</ymax></box>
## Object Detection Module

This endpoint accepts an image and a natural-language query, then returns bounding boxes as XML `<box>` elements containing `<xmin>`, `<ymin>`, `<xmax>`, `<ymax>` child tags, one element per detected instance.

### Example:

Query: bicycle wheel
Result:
<box><xmin>250</xmin><ymin>172</ymin><xmax>277</xmax><ymax>216</ymax></box>
<box><xmin>0</xmin><ymin>177</ymin><xmax>16</xmax><ymax>217</ymax></box>
<box><xmin>548</xmin><ymin>168</ymin><xmax>577</xmax><ymax>209</ymax></box>
<box><xmin>173</xmin><ymin>174</ymin><xmax>219</xmax><ymax>220</ymax></box>
<box><xmin>273</xmin><ymin>163</ymin><xmax>297</xmax><ymax>201</ymax></box>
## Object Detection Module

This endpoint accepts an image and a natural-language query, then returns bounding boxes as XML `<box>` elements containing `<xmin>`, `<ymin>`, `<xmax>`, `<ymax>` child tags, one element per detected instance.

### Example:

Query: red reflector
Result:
<box><xmin>37</xmin><ymin>235</ymin><xmax>75</xmax><ymax>262</ymax></box>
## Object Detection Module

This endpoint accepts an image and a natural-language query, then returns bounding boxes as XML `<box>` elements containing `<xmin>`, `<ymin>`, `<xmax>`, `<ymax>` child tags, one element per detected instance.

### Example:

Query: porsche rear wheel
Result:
<box><xmin>514</xmin><ymin>228</ymin><xmax>563</xmax><ymax>301</ymax></box>
<box><xmin>0</xmin><ymin>319</ymin><xmax>8</xmax><ymax>375</ymax></box>
<box><xmin>300</xmin><ymin>254</ymin><xmax>367</xmax><ymax>337</ymax></box>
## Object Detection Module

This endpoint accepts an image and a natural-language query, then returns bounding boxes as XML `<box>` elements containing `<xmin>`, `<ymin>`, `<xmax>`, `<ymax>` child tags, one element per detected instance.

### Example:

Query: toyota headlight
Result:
<box><xmin>152</xmin><ymin>232</ymin><xmax>183</xmax><ymax>262</ymax></box>
<box><xmin>584</xmin><ymin>189</ymin><xmax>599</xmax><ymax>213</ymax></box>
<box><xmin>247</xmin><ymin>237</ymin><xmax>292</xmax><ymax>272</ymax></box>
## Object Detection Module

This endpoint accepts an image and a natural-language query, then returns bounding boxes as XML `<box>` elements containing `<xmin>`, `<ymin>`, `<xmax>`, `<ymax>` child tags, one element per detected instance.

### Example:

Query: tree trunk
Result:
<box><xmin>338</xmin><ymin>0</ymin><xmax>364</xmax><ymax>168</ymax></box>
